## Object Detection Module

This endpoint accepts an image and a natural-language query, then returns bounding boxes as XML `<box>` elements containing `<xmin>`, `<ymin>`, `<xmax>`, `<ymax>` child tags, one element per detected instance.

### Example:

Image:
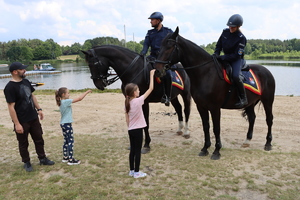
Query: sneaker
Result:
<box><xmin>67</xmin><ymin>158</ymin><xmax>81</xmax><ymax>165</ymax></box>
<box><xmin>62</xmin><ymin>157</ymin><xmax>68</xmax><ymax>163</ymax></box>
<box><xmin>129</xmin><ymin>170</ymin><xmax>134</xmax><ymax>177</ymax></box>
<box><xmin>24</xmin><ymin>161</ymin><xmax>33</xmax><ymax>172</ymax></box>
<box><xmin>39</xmin><ymin>157</ymin><xmax>55</xmax><ymax>165</ymax></box>
<box><xmin>133</xmin><ymin>171</ymin><xmax>147</xmax><ymax>178</ymax></box>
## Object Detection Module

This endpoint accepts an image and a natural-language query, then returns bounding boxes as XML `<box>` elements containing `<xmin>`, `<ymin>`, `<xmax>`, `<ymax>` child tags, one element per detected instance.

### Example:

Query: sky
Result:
<box><xmin>1</xmin><ymin>0</ymin><xmax>300</xmax><ymax>47</ymax></box>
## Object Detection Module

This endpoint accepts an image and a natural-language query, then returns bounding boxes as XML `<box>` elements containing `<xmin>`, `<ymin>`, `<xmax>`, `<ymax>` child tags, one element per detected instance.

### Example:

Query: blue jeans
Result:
<box><xmin>60</xmin><ymin>123</ymin><xmax>74</xmax><ymax>159</ymax></box>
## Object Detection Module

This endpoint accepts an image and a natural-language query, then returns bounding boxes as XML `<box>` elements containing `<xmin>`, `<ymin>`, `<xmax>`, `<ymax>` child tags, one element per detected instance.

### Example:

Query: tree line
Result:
<box><xmin>1</xmin><ymin>37</ymin><xmax>300</xmax><ymax>63</ymax></box>
<box><xmin>203</xmin><ymin>38</ymin><xmax>300</xmax><ymax>59</ymax></box>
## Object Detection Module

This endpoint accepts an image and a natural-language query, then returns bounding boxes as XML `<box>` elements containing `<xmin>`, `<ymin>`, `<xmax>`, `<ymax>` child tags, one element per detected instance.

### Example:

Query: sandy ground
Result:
<box><xmin>0</xmin><ymin>91</ymin><xmax>299</xmax><ymax>154</ymax></box>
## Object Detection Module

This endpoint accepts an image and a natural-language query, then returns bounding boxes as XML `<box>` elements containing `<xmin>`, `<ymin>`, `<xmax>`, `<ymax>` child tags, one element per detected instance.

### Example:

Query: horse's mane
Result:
<box><xmin>179</xmin><ymin>35</ymin><xmax>211</xmax><ymax>57</ymax></box>
<box><xmin>162</xmin><ymin>32</ymin><xmax>211</xmax><ymax>58</ymax></box>
<box><xmin>93</xmin><ymin>45</ymin><xmax>138</xmax><ymax>55</ymax></box>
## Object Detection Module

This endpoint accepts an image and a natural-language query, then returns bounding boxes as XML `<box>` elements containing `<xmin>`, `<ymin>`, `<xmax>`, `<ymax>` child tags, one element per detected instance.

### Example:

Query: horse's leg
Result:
<box><xmin>197</xmin><ymin>106</ymin><xmax>211</xmax><ymax>157</ymax></box>
<box><xmin>170</xmin><ymin>97</ymin><xmax>184</xmax><ymax>136</ymax></box>
<box><xmin>182</xmin><ymin>91</ymin><xmax>191</xmax><ymax>139</ymax></box>
<box><xmin>241</xmin><ymin>105</ymin><xmax>256</xmax><ymax>148</ymax></box>
<box><xmin>262</xmin><ymin>100</ymin><xmax>274</xmax><ymax>151</ymax></box>
<box><xmin>210</xmin><ymin>109</ymin><xmax>222</xmax><ymax>160</ymax></box>
<box><xmin>141</xmin><ymin>103</ymin><xmax>151</xmax><ymax>154</ymax></box>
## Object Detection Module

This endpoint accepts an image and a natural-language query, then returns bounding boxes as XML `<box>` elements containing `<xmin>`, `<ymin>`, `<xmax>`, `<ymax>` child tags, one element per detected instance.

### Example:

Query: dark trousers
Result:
<box><xmin>230</xmin><ymin>58</ymin><xmax>243</xmax><ymax>83</ymax></box>
<box><xmin>128</xmin><ymin>128</ymin><xmax>143</xmax><ymax>172</ymax></box>
<box><xmin>162</xmin><ymin>70</ymin><xmax>172</xmax><ymax>97</ymax></box>
<box><xmin>15</xmin><ymin>118</ymin><xmax>46</xmax><ymax>163</ymax></box>
<box><xmin>60</xmin><ymin>123</ymin><xmax>74</xmax><ymax>159</ymax></box>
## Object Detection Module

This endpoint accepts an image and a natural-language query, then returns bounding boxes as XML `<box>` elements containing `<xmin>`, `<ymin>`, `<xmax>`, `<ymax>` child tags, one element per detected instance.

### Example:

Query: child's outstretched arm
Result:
<box><xmin>143</xmin><ymin>69</ymin><xmax>156</xmax><ymax>99</ymax></box>
<box><xmin>72</xmin><ymin>90</ymin><xmax>92</xmax><ymax>103</ymax></box>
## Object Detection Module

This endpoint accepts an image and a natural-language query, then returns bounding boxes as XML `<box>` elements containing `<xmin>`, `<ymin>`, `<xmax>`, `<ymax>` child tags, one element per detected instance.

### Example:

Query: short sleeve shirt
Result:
<box><xmin>60</xmin><ymin>99</ymin><xmax>73</xmax><ymax>124</ymax></box>
<box><xmin>127</xmin><ymin>95</ymin><xmax>147</xmax><ymax>130</ymax></box>
<box><xmin>4</xmin><ymin>79</ymin><xmax>37</xmax><ymax>123</ymax></box>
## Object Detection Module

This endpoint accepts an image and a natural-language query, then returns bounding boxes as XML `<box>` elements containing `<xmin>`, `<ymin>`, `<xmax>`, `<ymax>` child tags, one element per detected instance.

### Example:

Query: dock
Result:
<box><xmin>0</xmin><ymin>70</ymin><xmax>62</xmax><ymax>79</ymax></box>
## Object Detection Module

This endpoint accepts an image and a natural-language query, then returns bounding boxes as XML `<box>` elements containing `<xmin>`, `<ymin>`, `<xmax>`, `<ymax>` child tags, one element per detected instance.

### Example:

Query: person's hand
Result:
<box><xmin>15</xmin><ymin>123</ymin><xmax>24</xmax><ymax>134</ymax></box>
<box><xmin>140</xmin><ymin>52</ymin><xmax>146</xmax><ymax>57</ymax></box>
<box><xmin>87</xmin><ymin>89</ymin><xmax>92</xmax><ymax>93</ymax></box>
<box><xmin>212</xmin><ymin>53</ymin><xmax>222</xmax><ymax>61</ymax></box>
<box><xmin>150</xmin><ymin>69</ymin><xmax>156</xmax><ymax>76</ymax></box>
<box><xmin>38</xmin><ymin>110</ymin><xmax>44</xmax><ymax>120</ymax></box>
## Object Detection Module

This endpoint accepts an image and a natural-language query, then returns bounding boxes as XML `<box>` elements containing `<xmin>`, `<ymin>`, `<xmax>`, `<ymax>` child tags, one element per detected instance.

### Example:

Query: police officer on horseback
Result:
<box><xmin>214</xmin><ymin>14</ymin><xmax>248</xmax><ymax>108</ymax></box>
<box><xmin>140</xmin><ymin>12</ymin><xmax>173</xmax><ymax>106</ymax></box>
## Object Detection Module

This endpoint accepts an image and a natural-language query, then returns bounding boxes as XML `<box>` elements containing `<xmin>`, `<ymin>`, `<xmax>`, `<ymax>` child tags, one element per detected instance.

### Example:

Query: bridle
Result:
<box><xmin>155</xmin><ymin>38</ymin><xmax>179</xmax><ymax>70</ymax></box>
<box><xmin>155</xmin><ymin>38</ymin><xmax>215</xmax><ymax>71</ymax></box>
<box><xmin>89</xmin><ymin>48</ymin><xmax>141</xmax><ymax>87</ymax></box>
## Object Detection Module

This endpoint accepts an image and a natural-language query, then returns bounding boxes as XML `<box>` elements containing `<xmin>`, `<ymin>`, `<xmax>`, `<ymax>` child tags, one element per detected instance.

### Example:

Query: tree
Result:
<box><xmin>6</xmin><ymin>46</ymin><xmax>22</xmax><ymax>61</ymax></box>
<box><xmin>32</xmin><ymin>46</ymin><xmax>50</xmax><ymax>60</ymax></box>
<box><xmin>126</xmin><ymin>41</ymin><xmax>143</xmax><ymax>53</ymax></box>
<box><xmin>20</xmin><ymin>46</ymin><xmax>33</xmax><ymax>61</ymax></box>
<box><xmin>70</xmin><ymin>42</ymin><xmax>82</xmax><ymax>54</ymax></box>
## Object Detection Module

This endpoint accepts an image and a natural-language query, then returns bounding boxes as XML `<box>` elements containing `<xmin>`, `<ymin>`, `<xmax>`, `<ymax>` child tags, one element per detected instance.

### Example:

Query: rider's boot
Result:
<box><xmin>235</xmin><ymin>79</ymin><xmax>248</xmax><ymax>108</ymax></box>
<box><xmin>161</xmin><ymin>74</ymin><xmax>171</xmax><ymax>106</ymax></box>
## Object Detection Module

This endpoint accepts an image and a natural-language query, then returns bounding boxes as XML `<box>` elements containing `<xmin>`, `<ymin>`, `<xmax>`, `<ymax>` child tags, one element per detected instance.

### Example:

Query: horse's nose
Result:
<box><xmin>154</xmin><ymin>69</ymin><xmax>162</xmax><ymax>78</ymax></box>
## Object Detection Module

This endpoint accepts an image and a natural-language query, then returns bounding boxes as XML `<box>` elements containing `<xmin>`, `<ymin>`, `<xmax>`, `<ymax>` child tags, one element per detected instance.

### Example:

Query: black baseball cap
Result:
<box><xmin>9</xmin><ymin>62</ymin><xmax>28</xmax><ymax>72</ymax></box>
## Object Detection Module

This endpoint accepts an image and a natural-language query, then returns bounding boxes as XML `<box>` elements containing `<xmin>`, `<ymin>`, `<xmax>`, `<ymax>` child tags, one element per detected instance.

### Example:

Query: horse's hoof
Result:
<box><xmin>211</xmin><ymin>153</ymin><xmax>221</xmax><ymax>160</ymax></box>
<box><xmin>241</xmin><ymin>143</ymin><xmax>250</xmax><ymax>148</ymax></box>
<box><xmin>198</xmin><ymin>151</ymin><xmax>209</xmax><ymax>157</ymax></box>
<box><xmin>176</xmin><ymin>131</ymin><xmax>183</xmax><ymax>135</ymax></box>
<box><xmin>264</xmin><ymin>145</ymin><xmax>272</xmax><ymax>151</ymax></box>
<box><xmin>183</xmin><ymin>134</ymin><xmax>190</xmax><ymax>139</ymax></box>
<box><xmin>141</xmin><ymin>148</ymin><xmax>150</xmax><ymax>154</ymax></box>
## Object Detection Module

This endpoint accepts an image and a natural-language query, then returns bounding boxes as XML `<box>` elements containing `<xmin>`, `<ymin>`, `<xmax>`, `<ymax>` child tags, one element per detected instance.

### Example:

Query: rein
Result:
<box><xmin>155</xmin><ymin>37</ymin><xmax>222</xmax><ymax>74</ymax></box>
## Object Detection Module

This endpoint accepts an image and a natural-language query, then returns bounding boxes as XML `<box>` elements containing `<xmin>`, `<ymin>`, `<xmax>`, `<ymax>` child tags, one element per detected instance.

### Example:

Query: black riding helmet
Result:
<box><xmin>148</xmin><ymin>12</ymin><xmax>164</xmax><ymax>22</ymax></box>
<box><xmin>226</xmin><ymin>14</ymin><xmax>243</xmax><ymax>27</ymax></box>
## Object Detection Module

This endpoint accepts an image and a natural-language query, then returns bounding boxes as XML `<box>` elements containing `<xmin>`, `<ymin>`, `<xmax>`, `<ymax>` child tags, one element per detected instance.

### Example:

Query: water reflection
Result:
<box><xmin>0</xmin><ymin>60</ymin><xmax>299</xmax><ymax>96</ymax></box>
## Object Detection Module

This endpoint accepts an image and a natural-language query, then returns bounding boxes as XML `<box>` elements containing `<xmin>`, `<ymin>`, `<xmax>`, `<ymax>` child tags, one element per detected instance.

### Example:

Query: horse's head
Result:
<box><xmin>82</xmin><ymin>49</ymin><xmax>110</xmax><ymax>90</ymax></box>
<box><xmin>155</xmin><ymin>26</ymin><xmax>180</xmax><ymax>77</ymax></box>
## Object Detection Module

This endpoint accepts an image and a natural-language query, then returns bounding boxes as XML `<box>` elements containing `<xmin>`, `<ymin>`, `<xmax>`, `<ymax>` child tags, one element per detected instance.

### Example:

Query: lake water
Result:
<box><xmin>0</xmin><ymin>60</ymin><xmax>299</xmax><ymax>96</ymax></box>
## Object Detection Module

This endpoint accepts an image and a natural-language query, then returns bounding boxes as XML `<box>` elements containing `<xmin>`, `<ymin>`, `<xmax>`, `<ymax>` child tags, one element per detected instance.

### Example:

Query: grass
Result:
<box><xmin>0</xmin><ymin>125</ymin><xmax>299</xmax><ymax>200</ymax></box>
<box><xmin>0</xmin><ymin>91</ymin><xmax>299</xmax><ymax>200</ymax></box>
<box><xmin>57</xmin><ymin>55</ymin><xmax>81</xmax><ymax>62</ymax></box>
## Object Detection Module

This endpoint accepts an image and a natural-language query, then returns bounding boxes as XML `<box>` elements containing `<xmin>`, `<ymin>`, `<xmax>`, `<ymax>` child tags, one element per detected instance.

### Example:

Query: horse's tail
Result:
<box><xmin>241</xmin><ymin>100</ymin><xmax>261</xmax><ymax>120</ymax></box>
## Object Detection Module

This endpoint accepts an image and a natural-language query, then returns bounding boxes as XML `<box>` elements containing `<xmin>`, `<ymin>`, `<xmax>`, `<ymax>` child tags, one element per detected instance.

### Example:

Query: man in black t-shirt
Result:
<box><xmin>4</xmin><ymin>62</ymin><xmax>55</xmax><ymax>172</ymax></box>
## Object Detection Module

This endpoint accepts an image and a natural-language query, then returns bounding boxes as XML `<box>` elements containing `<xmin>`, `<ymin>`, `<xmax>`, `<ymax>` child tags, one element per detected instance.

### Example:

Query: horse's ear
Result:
<box><xmin>172</xmin><ymin>27</ymin><xmax>179</xmax><ymax>40</ymax></box>
<box><xmin>81</xmin><ymin>50</ymin><xmax>89</xmax><ymax>55</ymax></box>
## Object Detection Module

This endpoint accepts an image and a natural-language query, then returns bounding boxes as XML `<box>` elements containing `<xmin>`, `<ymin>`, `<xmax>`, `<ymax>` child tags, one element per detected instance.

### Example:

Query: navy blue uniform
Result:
<box><xmin>215</xmin><ymin>28</ymin><xmax>247</xmax><ymax>82</ymax></box>
<box><xmin>141</xmin><ymin>26</ymin><xmax>173</xmax><ymax>58</ymax></box>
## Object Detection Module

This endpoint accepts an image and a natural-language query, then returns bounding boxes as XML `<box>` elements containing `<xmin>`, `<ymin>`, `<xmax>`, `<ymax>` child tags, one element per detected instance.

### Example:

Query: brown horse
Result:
<box><xmin>155</xmin><ymin>27</ymin><xmax>276</xmax><ymax>160</ymax></box>
<box><xmin>82</xmin><ymin>45</ymin><xmax>192</xmax><ymax>153</ymax></box>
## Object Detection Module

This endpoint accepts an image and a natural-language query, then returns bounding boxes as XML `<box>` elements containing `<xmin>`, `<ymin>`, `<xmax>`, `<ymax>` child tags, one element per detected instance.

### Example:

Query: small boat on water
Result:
<box><xmin>33</xmin><ymin>63</ymin><xmax>56</xmax><ymax>71</ymax></box>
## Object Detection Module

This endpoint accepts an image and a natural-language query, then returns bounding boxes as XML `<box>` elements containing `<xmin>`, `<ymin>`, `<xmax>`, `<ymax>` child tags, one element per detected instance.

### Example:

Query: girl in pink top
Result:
<box><xmin>125</xmin><ymin>69</ymin><xmax>155</xmax><ymax>178</ymax></box>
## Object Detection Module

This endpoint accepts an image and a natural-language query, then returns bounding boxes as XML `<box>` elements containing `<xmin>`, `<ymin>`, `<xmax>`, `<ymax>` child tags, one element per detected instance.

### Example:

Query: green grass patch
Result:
<box><xmin>0</xmin><ymin>126</ymin><xmax>299</xmax><ymax>199</ymax></box>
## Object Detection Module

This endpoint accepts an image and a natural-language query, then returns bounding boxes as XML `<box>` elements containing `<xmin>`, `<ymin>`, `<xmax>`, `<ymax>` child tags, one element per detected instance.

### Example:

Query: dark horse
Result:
<box><xmin>82</xmin><ymin>45</ymin><xmax>192</xmax><ymax>153</ymax></box>
<box><xmin>155</xmin><ymin>27</ymin><xmax>275</xmax><ymax>160</ymax></box>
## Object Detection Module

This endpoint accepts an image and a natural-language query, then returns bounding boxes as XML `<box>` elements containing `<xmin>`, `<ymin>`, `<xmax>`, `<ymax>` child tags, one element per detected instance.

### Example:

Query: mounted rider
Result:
<box><xmin>214</xmin><ymin>14</ymin><xmax>248</xmax><ymax>108</ymax></box>
<box><xmin>140</xmin><ymin>12</ymin><xmax>173</xmax><ymax>106</ymax></box>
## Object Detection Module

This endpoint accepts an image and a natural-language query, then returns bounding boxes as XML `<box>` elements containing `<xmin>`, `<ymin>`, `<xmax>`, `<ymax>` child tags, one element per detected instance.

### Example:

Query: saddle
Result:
<box><xmin>222</xmin><ymin>59</ymin><xmax>249</xmax><ymax>83</ymax></box>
